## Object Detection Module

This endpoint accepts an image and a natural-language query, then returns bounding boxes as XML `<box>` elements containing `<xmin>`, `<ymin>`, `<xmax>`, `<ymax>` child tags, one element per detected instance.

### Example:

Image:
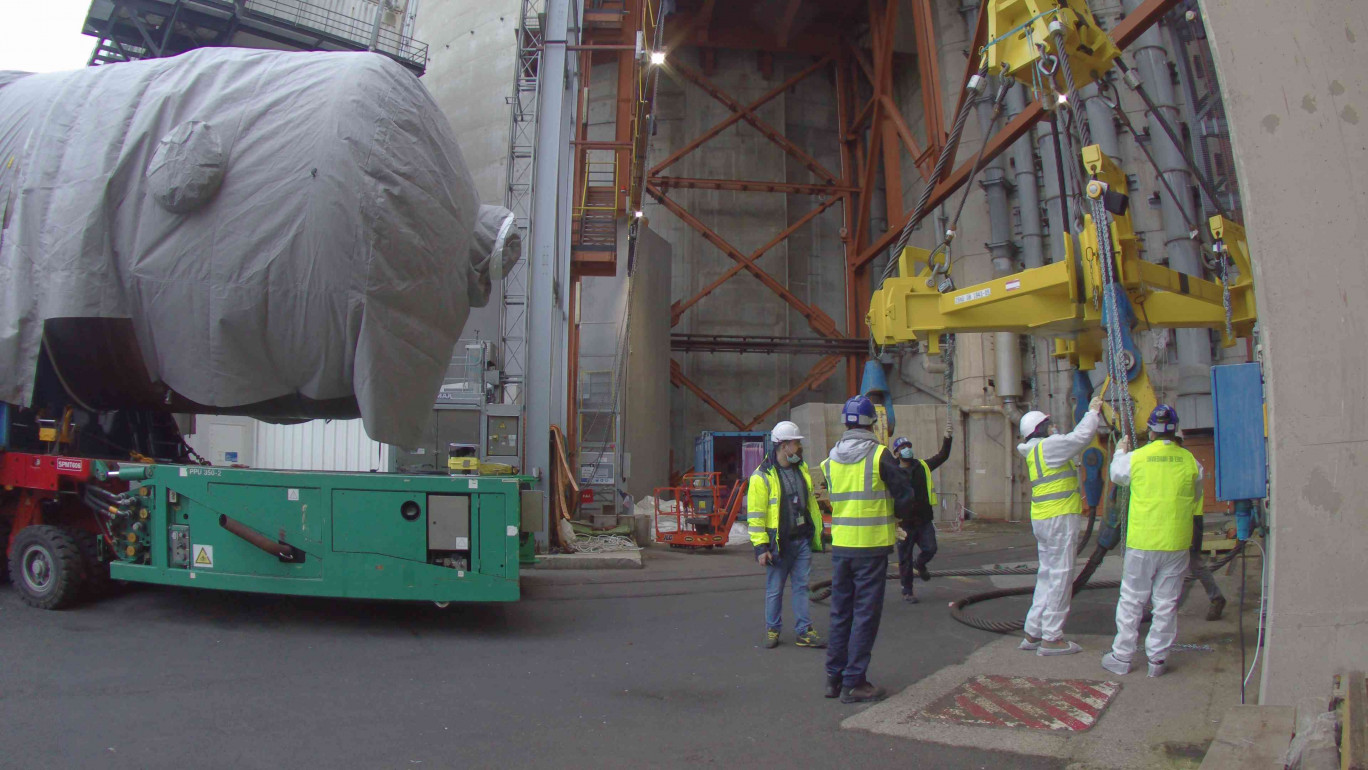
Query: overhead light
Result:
<box><xmin>634</xmin><ymin>210</ymin><xmax>644</xmax><ymax>218</ymax></box>
<box><xmin>649</xmin><ymin>50</ymin><xmax>666</xmax><ymax>66</ymax></box>
<box><xmin>1057</xmin><ymin>93</ymin><xmax>1069</xmax><ymax>105</ymax></box>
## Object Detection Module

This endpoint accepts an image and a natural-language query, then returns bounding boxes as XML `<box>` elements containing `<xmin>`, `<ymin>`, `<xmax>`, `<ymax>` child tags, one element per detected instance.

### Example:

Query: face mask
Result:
<box><xmin>899</xmin><ymin>448</ymin><xmax>914</xmax><ymax>460</ymax></box>
<box><xmin>786</xmin><ymin>453</ymin><xmax>802</xmax><ymax>464</ymax></box>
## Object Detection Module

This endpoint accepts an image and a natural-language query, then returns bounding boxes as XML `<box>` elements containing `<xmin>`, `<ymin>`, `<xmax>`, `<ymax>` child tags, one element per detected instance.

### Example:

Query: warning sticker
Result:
<box><xmin>287</xmin><ymin>488</ymin><xmax>299</xmax><ymax>501</ymax></box>
<box><xmin>1005</xmin><ymin>279</ymin><xmax>1022</xmax><ymax>291</ymax></box>
<box><xmin>192</xmin><ymin>545</ymin><xmax>214</xmax><ymax>568</ymax></box>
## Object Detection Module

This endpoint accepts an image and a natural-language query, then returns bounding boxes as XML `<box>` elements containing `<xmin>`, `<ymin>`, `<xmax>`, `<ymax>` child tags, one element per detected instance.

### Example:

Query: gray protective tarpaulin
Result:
<box><xmin>0</xmin><ymin>48</ymin><xmax>518</xmax><ymax>447</ymax></box>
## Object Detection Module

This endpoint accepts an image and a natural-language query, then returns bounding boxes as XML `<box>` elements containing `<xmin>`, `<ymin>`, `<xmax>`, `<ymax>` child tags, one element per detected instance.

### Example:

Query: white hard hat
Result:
<box><xmin>771</xmin><ymin>421</ymin><xmax>804</xmax><ymax>442</ymax></box>
<box><xmin>1019</xmin><ymin>411</ymin><xmax>1050</xmax><ymax>439</ymax></box>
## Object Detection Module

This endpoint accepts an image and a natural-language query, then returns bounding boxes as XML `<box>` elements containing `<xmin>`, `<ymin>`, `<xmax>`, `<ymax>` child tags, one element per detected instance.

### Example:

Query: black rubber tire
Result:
<box><xmin>8</xmin><ymin>525</ymin><xmax>87</xmax><ymax>610</ymax></box>
<box><xmin>0</xmin><ymin>518</ymin><xmax>11</xmax><ymax>584</ymax></box>
<box><xmin>70</xmin><ymin>529</ymin><xmax>112</xmax><ymax>600</ymax></box>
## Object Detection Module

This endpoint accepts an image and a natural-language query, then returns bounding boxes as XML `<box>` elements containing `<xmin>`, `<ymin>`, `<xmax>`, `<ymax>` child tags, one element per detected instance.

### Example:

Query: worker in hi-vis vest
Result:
<box><xmin>820</xmin><ymin>395</ymin><xmax>913</xmax><ymax>704</ymax></box>
<box><xmin>1102</xmin><ymin>405</ymin><xmax>1204</xmax><ymax>678</ymax></box>
<box><xmin>1015</xmin><ymin>396</ymin><xmax>1104</xmax><ymax>656</ymax></box>
<box><xmin>748</xmin><ymin>420</ymin><xmax>826</xmax><ymax>651</ymax></box>
<box><xmin>890</xmin><ymin>423</ymin><xmax>953</xmax><ymax>604</ymax></box>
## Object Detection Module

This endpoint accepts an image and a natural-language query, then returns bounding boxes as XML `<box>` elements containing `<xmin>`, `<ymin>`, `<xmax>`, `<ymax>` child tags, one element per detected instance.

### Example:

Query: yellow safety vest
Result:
<box><xmin>915</xmin><ymin>459</ymin><xmax>938</xmax><ymax>506</ymax></box>
<box><xmin>1126</xmin><ymin>440</ymin><xmax>1201</xmax><ymax>551</ymax></box>
<box><xmin>821</xmin><ymin>446</ymin><xmax>895</xmax><ymax>550</ymax></box>
<box><xmin>1026</xmin><ymin>441</ymin><xmax>1081</xmax><ymax>520</ymax></box>
<box><xmin>746</xmin><ymin>462</ymin><xmax>824</xmax><ymax>554</ymax></box>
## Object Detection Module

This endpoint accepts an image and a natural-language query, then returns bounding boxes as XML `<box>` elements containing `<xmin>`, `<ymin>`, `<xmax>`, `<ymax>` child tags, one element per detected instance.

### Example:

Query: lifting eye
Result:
<box><xmin>400</xmin><ymin>501</ymin><xmax>421</xmax><ymax>521</ymax></box>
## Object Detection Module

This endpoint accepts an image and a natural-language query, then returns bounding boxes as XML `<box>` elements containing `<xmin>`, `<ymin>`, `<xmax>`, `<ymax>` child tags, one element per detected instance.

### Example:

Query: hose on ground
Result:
<box><xmin>949</xmin><ymin>580</ymin><xmax>1123</xmax><ymax>633</ymax></box>
<box><xmin>809</xmin><ymin>565</ymin><xmax>1039</xmax><ymax>603</ymax></box>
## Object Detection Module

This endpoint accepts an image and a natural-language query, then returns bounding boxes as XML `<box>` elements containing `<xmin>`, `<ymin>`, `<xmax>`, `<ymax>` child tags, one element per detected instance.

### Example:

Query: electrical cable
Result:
<box><xmin>1239</xmin><ymin>535</ymin><xmax>1247</xmax><ymax>703</ymax></box>
<box><xmin>1241</xmin><ymin>537</ymin><xmax>1268</xmax><ymax>702</ymax></box>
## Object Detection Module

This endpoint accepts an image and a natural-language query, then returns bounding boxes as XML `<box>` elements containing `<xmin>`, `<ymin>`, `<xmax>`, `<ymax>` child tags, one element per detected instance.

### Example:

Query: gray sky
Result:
<box><xmin>0</xmin><ymin>0</ymin><xmax>96</xmax><ymax>73</ymax></box>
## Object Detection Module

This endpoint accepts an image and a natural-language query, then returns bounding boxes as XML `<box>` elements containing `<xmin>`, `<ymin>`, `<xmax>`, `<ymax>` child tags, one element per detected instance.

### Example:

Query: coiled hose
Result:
<box><xmin>811</xmin><ymin>538</ymin><xmax>1246</xmax><ymax>635</ymax></box>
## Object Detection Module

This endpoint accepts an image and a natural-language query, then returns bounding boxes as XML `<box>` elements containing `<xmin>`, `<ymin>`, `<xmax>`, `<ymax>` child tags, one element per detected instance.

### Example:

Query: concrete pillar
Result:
<box><xmin>1198</xmin><ymin>0</ymin><xmax>1368</xmax><ymax>707</ymax></box>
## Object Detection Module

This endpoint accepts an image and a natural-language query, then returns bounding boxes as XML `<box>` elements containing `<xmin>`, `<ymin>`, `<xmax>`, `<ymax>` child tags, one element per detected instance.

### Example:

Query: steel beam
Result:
<box><xmin>525</xmin><ymin>0</ymin><xmax>580</xmax><ymax>545</ymax></box>
<box><xmin>671</xmin><ymin>360</ymin><xmax>745</xmax><ymax>429</ymax></box>
<box><xmin>670</xmin><ymin>194</ymin><xmax>844</xmax><ymax>325</ymax></box>
<box><xmin>649</xmin><ymin>56</ymin><xmax>832</xmax><ymax>176</ymax></box>
<box><xmin>646</xmin><ymin>185</ymin><xmax>841</xmax><ymax>337</ymax></box>
<box><xmin>851</xmin><ymin>0</ymin><xmax>1182</xmax><ymax>271</ymax></box>
<box><xmin>744</xmin><ymin>356</ymin><xmax>843</xmax><ymax>430</ymax></box>
<box><xmin>671</xmin><ymin>335</ymin><xmax>869</xmax><ymax>356</ymax></box>
<box><xmin>668</xmin><ymin>60</ymin><xmax>841</xmax><ymax>184</ymax></box>
<box><xmin>651</xmin><ymin>177</ymin><xmax>854</xmax><ymax>195</ymax></box>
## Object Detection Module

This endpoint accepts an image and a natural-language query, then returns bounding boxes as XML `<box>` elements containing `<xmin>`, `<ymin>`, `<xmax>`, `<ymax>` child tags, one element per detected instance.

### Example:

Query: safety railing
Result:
<box><xmin>243</xmin><ymin>0</ymin><xmax>429</xmax><ymax>69</ymax></box>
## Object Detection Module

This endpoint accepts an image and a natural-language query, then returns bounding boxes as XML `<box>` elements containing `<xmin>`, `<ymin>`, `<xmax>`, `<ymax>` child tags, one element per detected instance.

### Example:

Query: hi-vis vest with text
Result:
<box><xmin>1126</xmin><ymin>440</ymin><xmax>1202</xmax><ymax>551</ymax></box>
<box><xmin>1026</xmin><ymin>441</ymin><xmax>1081</xmax><ymax>519</ymax></box>
<box><xmin>822</xmin><ymin>446</ymin><xmax>895</xmax><ymax>550</ymax></box>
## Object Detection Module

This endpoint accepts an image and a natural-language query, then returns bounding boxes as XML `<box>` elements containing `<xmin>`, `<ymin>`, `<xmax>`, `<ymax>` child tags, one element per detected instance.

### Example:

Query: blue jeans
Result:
<box><xmin>896</xmin><ymin>520</ymin><xmax>938</xmax><ymax>596</ymax></box>
<box><xmin>765</xmin><ymin>538</ymin><xmax>813</xmax><ymax>633</ymax></box>
<box><xmin>825</xmin><ymin>553</ymin><xmax>889</xmax><ymax>687</ymax></box>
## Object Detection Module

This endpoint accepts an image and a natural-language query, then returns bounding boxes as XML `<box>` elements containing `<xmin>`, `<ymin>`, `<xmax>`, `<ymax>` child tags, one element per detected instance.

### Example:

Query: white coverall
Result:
<box><xmin>1107</xmin><ymin>446</ymin><xmax>1203</xmax><ymax>663</ymax></box>
<box><xmin>1018</xmin><ymin>409</ymin><xmax>1101</xmax><ymax>642</ymax></box>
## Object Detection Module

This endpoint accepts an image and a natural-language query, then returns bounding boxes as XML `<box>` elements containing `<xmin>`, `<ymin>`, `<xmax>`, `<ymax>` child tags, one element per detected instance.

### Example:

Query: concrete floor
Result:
<box><xmin>0</xmin><ymin>524</ymin><xmax>1257</xmax><ymax>769</ymax></box>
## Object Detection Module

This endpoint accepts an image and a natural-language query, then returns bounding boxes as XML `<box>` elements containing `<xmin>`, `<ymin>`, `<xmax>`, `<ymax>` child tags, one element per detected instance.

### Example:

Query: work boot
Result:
<box><xmin>1147</xmin><ymin>660</ymin><xmax>1168</xmax><ymax>678</ymax></box>
<box><xmin>824</xmin><ymin>675</ymin><xmax>842</xmax><ymax>699</ymax></box>
<box><xmin>917</xmin><ymin>563</ymin><xmax>932</xmax><ymax>582</ymax></box>
<box><xmin>840</xmin><ymin>682</ymin><xmax>887</xmax><ymax>704</ymax></box>
<box><xmin>1206</xmin><ymin>596</ymin><xmax>1227</xmax><ymax>621</ymax></box>
<box><xmin>1038</xmin><ymin>639</ymin><xmax>1083</xmax><ymax>656</ymax></box>
<box><xmin>1140</xmin><ymin>609</ymin><xmax>1154</xmax><ymax>625</ymax></box>
<box><xmin>764</xmin><ymin>630</ymin><xmax>780</xmax><ymax>649</ymax></box>
<box><xmin>1018</xmin><ymin>634</ymin><xmax>1042</xmax><ymax>651</ymax></box>
<box><xmin>1101</xmin><ymin>652</ymin><xmax>1131</xmax><ymax>676</ymax></box>
<box><xmin>902</xmin><ymin>593</ymin><xmax>920</xmax><ymax>604</ymax></box>
<box><xmin>796</xmin><ymin>629</ymin><xmax>827</xmax><ymax>648</ymax></box>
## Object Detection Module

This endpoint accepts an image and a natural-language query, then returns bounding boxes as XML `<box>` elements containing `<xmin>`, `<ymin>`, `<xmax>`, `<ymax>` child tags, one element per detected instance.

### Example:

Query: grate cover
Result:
<box><xmin>917</xmin><ymin>674</ymin><xmax>1121</xmax><ymax>732</ymax></box>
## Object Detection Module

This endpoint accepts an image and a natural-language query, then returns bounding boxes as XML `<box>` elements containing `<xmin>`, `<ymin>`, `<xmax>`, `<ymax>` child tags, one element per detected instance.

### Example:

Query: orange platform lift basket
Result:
<box><xmin>653</xmin><ymin>472</ymin><xmax>746</xmax><ymax>549</ymax></box>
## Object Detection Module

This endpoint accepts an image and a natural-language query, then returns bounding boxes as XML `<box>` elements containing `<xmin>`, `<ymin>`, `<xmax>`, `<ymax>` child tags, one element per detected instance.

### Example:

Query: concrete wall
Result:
<box><xmin>624</xmin><ymin>225</ymin><xmax>673</xmax><ymax>499</ymax></box>
<box><xmin>1198</xmin><ymin>0</ymin><xmax>1368</xmax><ymax>708</ymax></box>
<box><xmin>413</xmin><ymin>0</ymin><xmax>521</xmax><ymax>342</ymax></box>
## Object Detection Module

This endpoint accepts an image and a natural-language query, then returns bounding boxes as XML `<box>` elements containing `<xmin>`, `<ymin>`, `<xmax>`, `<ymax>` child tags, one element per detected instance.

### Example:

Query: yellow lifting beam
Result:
<box><xmin>867</xmin><ymin>146</ymin><xmax>1256</xmax><ymax>371</ymax></box>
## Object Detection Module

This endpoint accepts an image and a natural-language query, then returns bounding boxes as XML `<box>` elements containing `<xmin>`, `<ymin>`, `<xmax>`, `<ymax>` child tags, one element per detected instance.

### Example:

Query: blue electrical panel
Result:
<box><xmin>1211</xmin><ymin>363</ymin><xmax>1268</xmax><ymax>501</ymax></box>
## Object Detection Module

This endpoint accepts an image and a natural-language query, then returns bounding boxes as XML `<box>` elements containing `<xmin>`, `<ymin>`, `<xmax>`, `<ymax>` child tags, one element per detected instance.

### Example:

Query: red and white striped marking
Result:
<box><xmin>919</xmin><ymin>674</ymin><xmax>1120</xmax><ymax>732</ymax></box>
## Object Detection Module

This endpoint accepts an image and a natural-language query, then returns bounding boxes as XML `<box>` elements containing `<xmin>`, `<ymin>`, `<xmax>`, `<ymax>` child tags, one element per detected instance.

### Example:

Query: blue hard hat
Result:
<box><xmin>892</xmin><ymin>436</ymin><xmax>912</xmax><ymax>452</ymax></box>
<box><xmin>1148</xmin><ymin>404</ymin><xmax>1179</xmax><ymax>433</ymax></box>
<box><xmin>842</xmin><ymin>395</ymin><xmax>877</xmax><ymax>427</ymax></box>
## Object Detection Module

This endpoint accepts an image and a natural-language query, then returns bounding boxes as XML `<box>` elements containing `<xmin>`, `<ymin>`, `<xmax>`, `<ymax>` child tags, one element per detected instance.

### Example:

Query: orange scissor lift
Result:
<box><xmin>653</xmin><ymin>472</ymin><xmax>746</xmax><ymax>550</ymax></box>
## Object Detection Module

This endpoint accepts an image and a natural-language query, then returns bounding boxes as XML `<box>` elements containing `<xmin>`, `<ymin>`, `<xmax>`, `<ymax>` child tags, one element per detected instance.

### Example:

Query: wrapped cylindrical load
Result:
<box><xmin>0</xmin><ymin>48</ymin><xmax>517</xmax><ymax>447</ymax></box>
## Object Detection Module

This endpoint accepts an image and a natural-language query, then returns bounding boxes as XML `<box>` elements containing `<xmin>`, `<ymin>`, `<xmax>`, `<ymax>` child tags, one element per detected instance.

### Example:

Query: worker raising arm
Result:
<box><xmin>748</xmin><ymin>421</ymin><xmax>827</xmax><ymax>652</ymax></box>
<box><xmin>891</xmin><ymin>421</ymin><xmax>954</xmax><ymax>604</ymax></box>
<box><xmin>1015</xmin><ymin>397</ymin><xmax>1104</xmax><ymax>656</ymax></box>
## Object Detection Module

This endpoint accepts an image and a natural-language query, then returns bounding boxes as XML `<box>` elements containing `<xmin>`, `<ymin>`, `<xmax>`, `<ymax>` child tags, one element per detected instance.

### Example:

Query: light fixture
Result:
<box><xmin>649</xmin><ymin>50</ymin><xmax>666</xmax><ymax>66</ymax></box>
<box><xmin>634</xmin><ymin>210</ymin><xmax>644</xmax><ymax>218</ymax></box>
<box><xmin>1057</xmin><ymin>93</ymin><xmax>1069</xmax><ymax>105</ymax></box>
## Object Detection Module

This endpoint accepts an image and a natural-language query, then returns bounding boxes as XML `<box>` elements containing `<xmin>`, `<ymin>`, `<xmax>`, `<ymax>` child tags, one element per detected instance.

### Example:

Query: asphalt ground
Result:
<box><xmin>0</xmin><ymin>525</ymin><xmax>1108</xmax><ymax>769</ymax></box>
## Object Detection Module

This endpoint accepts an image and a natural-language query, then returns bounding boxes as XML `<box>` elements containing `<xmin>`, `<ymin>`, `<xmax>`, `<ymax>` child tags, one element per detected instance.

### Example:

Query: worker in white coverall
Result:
<box><xmin>1102</xmin><ymin>404</ymin><xmax>1203</xmax><ymax>678</ymax></box>
<box><xmin>1016</xmin><ymin>397</ymin><xmax>1104</xmax><ymax>656</ymax></box>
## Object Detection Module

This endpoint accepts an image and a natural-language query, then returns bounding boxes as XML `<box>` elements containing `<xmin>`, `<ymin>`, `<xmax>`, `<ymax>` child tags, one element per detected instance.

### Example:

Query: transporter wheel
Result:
<box><xmin>0</xmin><ymin>519</ymin><xmax>10</xmax><ymax>584</ymax></box>
<box><xmin>8</xmin><ymin>525</ymin><xmax>86</xmax><ymax>610</ymax></box>
<box><xmin>70</xmin><ymin>529</ymin><xmax>112</xmax><ymax>599</ymax></box>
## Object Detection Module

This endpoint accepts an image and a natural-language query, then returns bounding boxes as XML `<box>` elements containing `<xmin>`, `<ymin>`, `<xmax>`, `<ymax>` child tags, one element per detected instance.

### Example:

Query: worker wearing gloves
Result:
<box><xmin>891</xmin><ymin>422</ymin><xmax>954</xmax><ymax>604</ymax></box>
<box><xmin>820</xmin><ymin>396</ymin><xmax>914</xmax><ymax>703</ymax></box>
<box><xmin>1102</xmin><ymin>405</ymin><xmax>1203</xmax><ymax>678</ymax></box>
<box><xmin>1016</xmin><ymin>397</ymin><xmax>1104</xmax><ymax>656</ymax></box>
<box><xmin>749</xmin><ymin>420</ymin><xmax>826</xmax><ymax>650</ymax></box>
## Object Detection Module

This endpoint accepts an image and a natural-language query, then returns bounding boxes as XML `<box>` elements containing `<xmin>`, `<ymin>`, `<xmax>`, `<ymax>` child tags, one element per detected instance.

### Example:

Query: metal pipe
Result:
<box><xmin>367</xmin><ymin>0</ymin><xmax>385</xmax><ymax>52</ymax></box>
<box><xmin>218</xmin><ymin>514</ymin><xmax>304</xmax><ymax>563</ymax></box>
<box><xmin>975</xmin><ymin>78</ymin><xmax>1024</xmax><ymax>404</ymax></box>
<box><xmin>1119</xmin><ymin>0</ymin><xmax>1212</xmax><ymax>419</ymax></box>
